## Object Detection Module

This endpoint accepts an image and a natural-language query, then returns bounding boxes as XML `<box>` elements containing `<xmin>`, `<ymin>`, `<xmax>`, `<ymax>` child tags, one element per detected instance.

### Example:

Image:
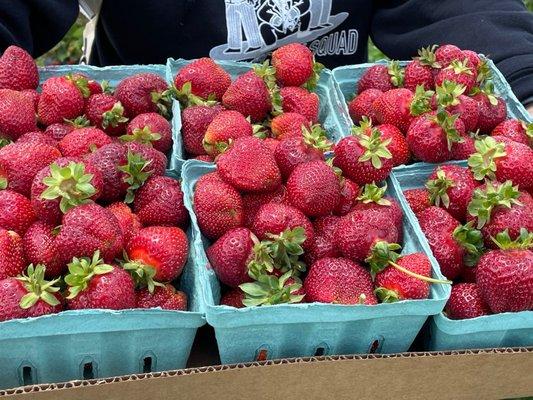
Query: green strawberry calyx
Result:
<box><xmin>64</xmin><ymin>251</ymin><xmax>114</xmax><ymax>299</ymax></box>
<box><xmin>65</xmin><ymin>115</ymin><xmax>91</xmax><ymax>129</ymax></box>
<box><xmin>122</xmin><ymin>252</ymin><xmax>165</xmax><ymax>294</ymax></box>
<box><xmin>151</xmin><ymin>88</ymin><xmax>175</xmax><ymax>119</ymax></box>
<box><xmin>302</xmin><ymin>59</ymin><xmax>325</xmax><ymax>91</ymax></box>
<box><xmin>118</xmin><ymin>150</ymin><xmax>153</xmax><ymax>204</ymax></box>
<box><xmin>446</xmin><ymin>59</ymin><xmax>474</xmax><ymax>76</ymax></box>
<box><xmin>16</xmin><ymin>264</ymin><xmax>61</xmax><ymax>309</ymax></box>
<box><xmin>66</xmin><ymin>74</ymin><xmax>91</xmax><ymax>98</ymax></box>
<box><xmin>453</xmin><ymin>221</ymin><xmax>485</xmax><ymax>267</ymax></box>
<box><xmin>387</xmin><ymin>60</ymin><xmax>404</xmax><ymax>87</ymax></box>
<box><xmin>425</xmin><ymin>169</ymin><xmax>455</xmax><ymax>209</ymax></box>
<box><xmin>470</xmin><ymin>81</ymin><xmax>499</xmax><ymax>106</ymax></box>
<box><xmin>0</xmin><ymin>137</ymin><xmax>12</xmax><ymax>148</ymax></box>
<box><xmin>409</xmin><ymin>85</ymin><xmax>434</xmax><ymax>116</ymax></box>
<box><xmin>467</xmin><ymin>137</ymin><xmax>506</xmax><ymax>181</ymax></box>
<box><xmin>252</xmin><ymin>122</ymin><xmax>269</xmax><ymax>139</ymax></box>
<box><xmin>357</xmin><ymin>128</ymin><xmax>392</xmax><ymax>169</ymax></box>
<box><xmin>302</xmin><ymin>124</ymin><xmax>332</xmax><ymax>152</ymax></box>
<box><xmin>415</xmin><ymin>45</ymin><xmax>441</xmax><ymax>68</ymax></box>
<box><xmin>475</xmin><ymin>59</ymin><xmax>493</xmax><ymax>86</ymax></box>
<box><xmin>430</xmin><ymin>109</ymin><xmax>463</xmax><ymax>150</ymax></box>
<box><xmin>467</xmin><ymin>180</ymin><xmax>522</xmax><ymax>229</ymax></box>
<box><xmin>351</xmin><ymin>116</ymin><xmax>373</xmax><ymax>138</ymax></box>
<box><xmin>374</xmin><ymin>287</ymin><xmax>400</xmax><ymax>303</ymax></box>
<box><xmin>490</xmin><ymin>228</ymin><xmax>533</xmax><ymax>250</ymax></box>
<box><xmin>102</xmin><ymin>101</ymin><xmax>128</xmax><ymax>129</ymax></box>
<box><xmin>239</xmin><ymin>271</ymin><xmax>305</xmax><ymax>307</ymax></box>
<box><xmin>254</xmin><ymin>60</ymin><xmax>283</xmax><ymax>116</ymax></box>
<box><xmin>170</xmin><ymin>81</ymin><xmax>219</xmax><ymax>109</ymax></box>
<box><xmin>120</xmin><ymin>127</ymin><xmax>161</xmax><ymax>147</ymax></box>
<box><xmin>522</xmin><ymin>120</ymin><xmax>533</xmax><ymax>142</ymax></box>
<box><xmin>0</xmin><ymin>174</ymin><xmax>7</xmax><ymax>190</ymax></box>
<box><xmin>40</xmin><ymin>162</ymin><xmax>97</xmax><ymax>214</ymax></box>
<box><xmin>435</xmin><ymin>80</ymin><xmax>466</xmax><ymax>107</ymax></box>
<box><xmin>357</xmin><ymin>182</ymin><xmax>391</xmax><ymax>206</ymax></box>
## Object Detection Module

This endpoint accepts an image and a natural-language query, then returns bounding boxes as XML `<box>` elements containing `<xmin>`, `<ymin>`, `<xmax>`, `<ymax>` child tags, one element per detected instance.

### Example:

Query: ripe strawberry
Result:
<box><xmin>426</xmin><ymin>165</ymin><xmax>476</xmax><ymax>222</ymax></box>
<box><xmin>65</xmin><ymin>252</ymin><xmax>135</xmax><ymax>310</ymax></box>
<box><xmin>242</xmin><ymin>185</ymin><xmax>287</xmax><ymax>228</ymax></box>
<box><xmin>123</xmin><ymin>112</ymin><xmax>172</xmax><ymax>153</ymax></box>
<box><xmin>287</xmin><ymin>160</ymin><xmax>341</xmax><ymax>217</ymax></box>
<box><xmin>174</xmin><ymin>58</ymin><xmax>231</xmax><ymax>102</ymax></box>
<box><xmin>0</xmin><ymin>264</ymin><xmax>62</xmax><ymax>322</ymax></box>
<box><xmin>133</xmin><ymin>175</ymin><xmax>189</xmax><ymax>229</ymax></box>
<box><xmin>44</xmin><ymin>122</ymin><xmax>75</xmax><ymax>142</ymax></box>
<box><xmin>351</xmin><ymin>183</ymin><xmax>403</xmax><ymax>229</ymax></box>
<box><xmin>202</xmin><ymin>110</ymin><xmax>252</xmax><ymax>156</ymax></box>
<box><xmin>194</xmin><ymin>172</ymin><xmax>243</xmax><ymax>239</ymax></box>
<box><xmin>375</xmin><ymin>253</ymin><xmax>432</xmax><ymax>302</ymax></box>
<box><xmin>86</xmin><ymin>93</ymin><xmax>129</xmax><ymax>136</ymax></box>
<box><xmin>403</xmin><ymin>188</ymin><xmax>431</xmax><ymax>216</ymax></box>
<box><xmin>195</xmin><ymin>154</ymin><xmax>214</xmax><ymax>162</ymax></box>
<box><xmin>115</xmin><ymin>73</ymin><xmax>171</xmax><ymax>118</ymax></box>
<box><xmin>434</xmin><ymin>81</ymin><xmax>479</xmax><ymax>132</ymax></box>
<box><xmin>476</xmin><ymin>229</ymin><xmax>532</xmax><ymax>313</ymax></box>
<box><xmin>334</xmin><ymin>178</ymin><xmax>360</xmax><ymax>216</ymax></box>
<box><xmin>0</xmin><ymin>89</ymin><xmax>38</xmax><ymax>141</ymax></box>
<box><xmin>58</xmin><ymin>127</ymin><xmax>112</xmax><ymax>157</ymax></box>
<box><xmin>123</xmin><ymin>141</ymin><xmax>167</xmax><ymax>178</ymax></box>
<box><xmin>106</xmin><ymin>202</ymin><xmax>141</xmax><ymax>246</ymax></box>
<box><xmin>0</xmin><ymin>46</ymin><xmax>38</xmax><ymax>90</ymax></box>
<box><xmin>377</xmin><ymin>123</ymin><xmax>410</xmax><ymax>166</ymax></box>
<box><xmin>280</xmin><ymin>86</ymin><xmax>319</xmax><ymax>122</ymax></box>
<box><xmin>0</xmin><ymin>229</ymin><xmax>25</xmax><ymax>280</ymax></box>
<box><xmin>23</xmin><ymin>222</ymin><xmax>62</xmax><ymax>278</ymax></box>
<box><xmin>446</xmin><ymin>283</ymin><xmax>491</xmax><ymax>319</ymax></box>
<box><xmin>271</xmin><ymin>113</ymin><xmax>311</xmax><ymax>140</ymax></box>
<box><xmin>263</xmin><ymin>137</ymin><xmax>280</xmax><ymax>153</ymax></box>
<box><xmin>491</xmin><ymin>119</ymin><xmax>532</xmax><ymax>147</ymax></box>
<box><xmin>357</xmin><ymin>62</ymin><xmax>404</xmax><ymax>94</ymax></box>
<box><xmin>304</xmin><ymin>215</ymin><xmax>341</xmax><ymax>265</ymax></box>
<box><xmin>17</xmin><ymin>131</ymin><xmax>58</xmax><ymax>147</ymax></box>
<box><xmin>404</xmin><ymin>46</ymin><xmax>440</xmax><ymax>91</ymax></box>
<box><xmin>217</xmin><ymin>137</ymin><xmax>281</xmax><ymax>193</ymax></box>
<box><xmin>125</xmin><ymin>226</ymin><xmax>188</xmax><ymax>287</ymax></box>
<box><xmin>181</xmin><ymin>105</ymin><xmax>224</xmax><ymax>156</ymax></box>
<box><xmin>136</xmin><ymin>283</ymin><xmax>187</xmax><ymax>310</ymax></box>
<box><xmin>38</xmin><ymin>75</ymin><xmax>88</xmax><ymax>125</ymax></box>
<box><xmin>271</xmin><ymin>43</ymin><xmax>315</xmax><ymax>87</ymax></box>
<box><xmin>304</xmin><ymin>257</ymin><xmax>377</xmax><ymax>304</ymax></box>
<box><xmin>435</xmin><ymin>60</ymin><xmax>476</xmax><ymax>93</ymax></box>
<box><xmin>406</xmin><ymin>110</ymin><xmax>465</xmax><ymax>163</ymax></box>
<box><xmin>472</xmin><ymin>91</ymin><xmax>507</xmax><ymax>133</ymax></box>
<box><xmin>85</xmin><ymin>143</ymin><xmax>128</xmax><ymax>202</ymax></box>
<box><xmin>451</xmin><ymin>131</ymin><xmax>478</xmax><ymax>161</ymax></box>
<box><xmin>348</xmin><ymin>89</ymin><xmax>381</xmax><ymax>123</ymax></box>
<box><xmin>0</xmin><ymin>142</ymin><xmax>61</xmax><ymax>196</ymax></box>
<box><xmin>20</xmin><ymin>89</ymin><xmax>40</xmax><ymax>111</ymax></box>
<box><xmin>0</xmin><ymin>190</ymin><xmax>36</xmax><ymax>235</ymax></box>
<box><xmin>220</xmin><ymin>288</ymin><xmax>245</xmax><ymax>308</ymax></box>
<box><xmin>222</xmin><ymin>70</ymin><xmax>272</xmax><ymax>122</ymax></box>
<box><xmin>462</xmin><ymin>50</ymin><xmax>481</xmax><ymax>70</ymax></box>
<box><xmin>67</xmin><ymin>73</ymin><xmax>102</xmax><ymax>98</ymax></box>
<box><xmin>434</xmin><ymin>44</ymin><xmax>464</xmax><ymax>68</ymax></box>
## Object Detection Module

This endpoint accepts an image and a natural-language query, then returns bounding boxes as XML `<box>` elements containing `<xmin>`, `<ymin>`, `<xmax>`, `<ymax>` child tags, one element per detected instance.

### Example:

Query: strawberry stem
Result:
<box><xmin>388</xmin><ymin>261</ymin><xmax>452</xmax><ymax>284</ymax></box>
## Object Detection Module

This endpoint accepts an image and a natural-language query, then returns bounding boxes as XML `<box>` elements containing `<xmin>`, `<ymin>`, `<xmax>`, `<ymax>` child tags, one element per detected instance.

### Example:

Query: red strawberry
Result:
<box><xmin>194</xmin><ymin>172</ymin><xmax>243</xmax><ymax>239</ymax></box>
<box><xmin>17</xmin><ymin>131</ymin><xmax>58</xmax><ymax>147</ymax></box>
<box><xmin>44</xmin><ymin>122</ymin><xmax>75</xmax><ymax>142</ymax></box>
<box><xmin>280</xmin><ymin>86</ymin><xmax>319</xmax><ymax>122</ymax></box>
<box><xmin>434</xmin><ymin>44</ymin><xmax>464</xmax><ymax>68</ymax></box>
<box><xmin>217</xmin><ymin>137</ymin><xmax>281</xmax><ymax>193</ymax></box>
<box><xmin>174</xmin><ymin>58</ymin><xmax>231</xmax><ymax>102</ymax></box>
<box><xmin>0</xmin><ymin>229</ymin><xmax>25</xmax><ymax>280</ymax></box>
<box><xmin>0</xmin><ymin>142</ymin><xmax>61</xmax><ymax>196</ymax></box>
<box><xmin>106</xmin><ymin>202</ymin><xmax>141</xmax><ymax>246</ymax></box>
<box><xmin>58</xmin><ymin>127</ymin><xmax>112</xmax><ymax>157</ymax></box>
<box><xmin>181</xmin><ymin>105</ymin><xmax>224</xmax><ymax>156</ymax></box>
<box><xmin>351</xmin><ymin>183</ymin><xmax>403</xmax><ymax>229</ymax></box>
<box><xmin>434</xmin><ymin>81</ymin><xmax>479</xmax><ymax>132</ymax></box>
<box><xmin>435</xmin><ymin>60</ymin><xmax>476</xmax><ymax>93</ymax></box>
<box><xmin>404</xmin><ymin>60</ymin><xmax>435</xmax><ymax>92</ymax></box>
<box><xmin>357</xmin><ymin>62</ymin><xmax>403</xmax><ymax>94</ymax></box>
<box><xmin>123</xmin><ymin>112</ymin><xmax>172</xmax><ymax>153</ymax></box>
<box><xmin>406</xmin><ymin>110</ymin><xmax>465</xmax><ymax>163</ymax></box>
<box><xmin>272</xmin><ymin>43</ymin><xmax>317</xmax><ymax>87</ymax></box>
<box><xmin>304</xmin><ymin>216</ymin><xmax>341</xmax><ymax>265</ymax></box>
<box><xmin>0</xmin><ymin>264</ymin><xmax>62</xmax><ymax>322</ymax></box>
<box><xmin>0</xmin><ymin>89</ymin><xmax>38</xmax><ymax>141</ymax></box>
<box><xmin>20</xmin><ymin>89</ymin><xmax>40</xmax><ymax>111</ymax></box>
<box><xmin>242</xmin><ymin>185</ymin><xmax>287</xmax><ymax>228</ymax></box>
<box><xmin>403</xmin><ymin>188</ymin><xmax>431</xmax><ymax>216</ymax></box>
<box><xmin>334</xmin><ymin>178</ymin><xmax>360</xmax><ymax>216</ymax></box>
<box><xmin>0</xmin><ymin>190</ymin><xmax>36</xmax><ymax>235</ymax></box>
<box><xmin>203</xmin><ymin>110</ymin><xmax>252</xmax><ymax>156</ymax></box>
<box><xmin>23</xmin><ymin>222</ymin><xmax>62</xmax><ymax>278</ymax></box>
<box><xmin>115</xmin><ymin>73</ymin><xmax>171</xmax><ymax>118</ymax></box>
<box><xmin>125</xmin><ymin>226</ymin><xmax>188</xmax><ymax>286</ymax></box>
<box><xmin>38</xmin><ymin>75</ymin><xmax>88</xmax><ymax>125</ymax></box>
<box><xmin>451</xmin><ymin>131</ymin><xmax>478</xmax><ymax>161</ymax></box>
<box><xmin>472</xmin><ymin>92</ymin><xmax>507</xmax><ymax>133</ymax></box>
<box><xmin>491</xmin><ymin>119</ymin><xmax>532</xmax><ymax>147</ymax></box>
<box><xmin>67</xmin><ymin>73</ymin><xmax>102</xmax><ymax>98</ymax></box>
<box><xmin>263</xmin><ymin>137</ymin><xmax>280</xmax><ymax>153</ymax></box>
<box><xmin>0</xmin><ymin>46</ymin><xmax>38</xmax><ymax>90</ymax></box>
<box><xmin>222</xmin><ymin>70</ymin><xmax>272</xmax><ymax>122</ymax></box>
<box><xmin>271</xmin><ymin>112</ymin><xmax>311</xmax><ymax>140</ymax></box>
<box><xmin>123</xmin><ymin>141</ymin><xmax>167</xmax><ymax>179</ymax></box>
<box><xmin>86</xmin><ymin>93</ymin><xmax>129</xmax><ymax>136</ymax></box>
<box><xmin>195</xmin><ymin>154</ymin><xmax>214</xmax><ymax>162</ymax></box>
<box><xmin>348</xmin><ymin>89</ymin><xmax>381</xmax><ymax>123</ymax></box>
<box><xmin>136</xmin><ymin>283</ymin><xmax>187</xmax><ymax>310</ymax></box>
<box><xmin>133</xmin><ymin>175</ymin><xmax>189</xmax><ymax>229</ymax></box>
<box><xmin>446</xmin><ymin>283</ymin><xmax>491</xmax><ymax>319</ymax></box>
<box><xmin>304</xmin><ymin>257</ymin><xmax>377</xmax><ymax>304</ymax></box>
<box><xmin>377</xmin><ymin>123</ymin><xmax>410</xmax><ymax>166</ymax></box>
<box><xmin>220</xmin><ymin>288</ymin><xmax>245</xmax><ymax>308</ymax></box>
<box><xmin>462</xmin><ymin>50</ymin><xmax>481</xmax><ymax>70</ymax></box>
<box><xmin>65</xmin><ymin>252</ymin><xmax>135</xmax><ymax>310</ymax></box>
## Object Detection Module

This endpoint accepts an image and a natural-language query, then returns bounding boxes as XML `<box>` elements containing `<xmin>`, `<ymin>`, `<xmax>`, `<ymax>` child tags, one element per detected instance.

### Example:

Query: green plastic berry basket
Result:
<box><xmin>391</xmin><ymin>161</ymin><xmax>533</xmax><ymax>350</ymax></box>
<box><xmin>182</xmin><ymin>159</ymin><xmax>451</xmax><ymax>364</ymax></box>
<box><xmin>165</xmin><ymin>58</ymin><xmax>353</xmax><ymax>169</ymax></box>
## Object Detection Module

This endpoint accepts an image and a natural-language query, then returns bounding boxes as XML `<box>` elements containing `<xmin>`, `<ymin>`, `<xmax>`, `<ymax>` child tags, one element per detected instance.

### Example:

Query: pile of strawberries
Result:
<box><xmin>0</xmin><ymin>46</ymin><xmax>190</xmax><ymax>322</ymax></box>
<box><xmin>347</xmin><ymin>44</ymin><xmax>530</xmax><ymax>165</ymax></box>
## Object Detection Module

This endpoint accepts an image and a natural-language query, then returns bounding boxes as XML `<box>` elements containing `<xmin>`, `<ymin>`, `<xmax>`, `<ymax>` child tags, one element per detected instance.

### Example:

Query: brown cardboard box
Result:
<box><xmin>1</xmin><ymin>348</ymin><xmax>532</xmax><ymax>400</ymax></box>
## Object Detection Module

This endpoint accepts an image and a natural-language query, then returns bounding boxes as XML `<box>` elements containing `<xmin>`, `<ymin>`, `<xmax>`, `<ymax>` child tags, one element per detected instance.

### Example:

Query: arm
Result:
<box><xmin>0</xmin><ymin>0</ymin><xmax>78</xmax><ymax>57</ymax></box>
<box><xmin>371</xmin><ymin>0</ymin><xmax>533</xmax><ymax>109</ymax></box>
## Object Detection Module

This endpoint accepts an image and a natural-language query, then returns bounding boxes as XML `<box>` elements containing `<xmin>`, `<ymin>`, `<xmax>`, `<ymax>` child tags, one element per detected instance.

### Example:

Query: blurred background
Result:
<box><xmin>36</xmin><ymin>0</ymin><xmax>533</xmax><ymax>66</ymax></box>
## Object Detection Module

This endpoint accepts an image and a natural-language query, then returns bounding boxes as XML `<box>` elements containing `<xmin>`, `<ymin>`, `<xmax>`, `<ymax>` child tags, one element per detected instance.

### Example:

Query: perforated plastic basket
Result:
<box><xmin>392</xmin><ymin>162</ymin><xmax>533</xmax><ymax>350</ymax></box>
<box><xmin>165</xmin><ymin>58</ymin><xmax>353</xmax><ymax>169</ymax></box>
<box><xmin>182</xmin><ymin>159</ymin><xmax>451</xmax><ymax>364</ymax></box>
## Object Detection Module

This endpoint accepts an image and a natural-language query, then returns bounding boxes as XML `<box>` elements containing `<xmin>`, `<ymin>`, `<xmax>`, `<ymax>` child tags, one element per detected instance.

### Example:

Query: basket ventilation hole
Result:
<box><xmin>369</xmin><ymin>340</ymin><xmax>380</xmax><ymax>354</ymax></box>
<box><xmin>143</xmin><ymin>357</ymin><xmax>152</xmax><ymax>373</ymax></box>
<box><xmin>22</xmin><ymin>366</ymin><xmax>33</xmax><ymax>386</ymax></box>
<box><xmin>255</xmin><ymin>349</ymin><xmax>268</xmax><ymax>361</ymax></box>
<box><xmin>83</xmin><ymin>362</ymin><xmax>94</xmax><ymax>380</ymax></box>
<box><xmin>314</xmin><ymin>347</ymin><xmax>326</xmax><ymax>356</ymax></box>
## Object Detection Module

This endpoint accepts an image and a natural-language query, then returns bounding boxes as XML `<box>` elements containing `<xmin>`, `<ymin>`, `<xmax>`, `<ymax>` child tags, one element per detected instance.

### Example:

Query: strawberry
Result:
<box><xmin>404</xmin><ymin>46</ymin><xmax>440</xmax><ymax>91</ymax></box>
<box><xmin>65</xmin><ymin>251</ymin><xmax>135</xmax><ymax>310</ymax></box>
<box><xmin>304</xmin><ymin>215</ymin><xmax>341</xmax><ymax>265</ymax></box>
<box><xmin>195</xmin><ymin>154</ymin><xmax>214</xmax><ymax>162</ymax></box>
<box><xmin>435</xmin><ymin>60</ymin><xmax>476</xmax><ymax>94</ymax></box>
<box><xmin>376</xmin><ymin>123</ymin><xmax>410</xmax><ymax>166</ymax></box>
<box><xmin>20</xmin><ymin>89</ymin><xmax>40</xmax><ymax>111</ymax></box>
<box><xmin>194</xmin><ymin>172</ymin><xmax>243</xmax><ymax>239</ymax></box>
<box><xmin>181</xmin><ymin>105</ymin><xmax>224</xmax><ymax>156</ymax></box>
<box><xmin>426</xmin><ymin>165</ymin><xmax>476</xmax><ymax>222</ymax></box>
<box><xmin>491</xmin><ymin>119</ymin><xmax>532</xmax><ymax>147</ymax></box>
<box><xmin>58</xmin><ymin>127</ymin><xmax>112</xmax><ymax>157</ymax></box>
<box><xmin>174</xmin><ymin>58</ymin><xmax>231</xmax><ymax>102</ymax></box>
<box><xmin>86</xmin><ymin>93</ymin><xmax>129</xmax><ymax>136</ymax></box>
<box><xmin>263</xmin><ymin>137</ymin><xmax>280</xmax><ymax>153</ymax></box>
<box><xmin>68</xmin><ymin>73</ymin><xmax>102</xmax><ymax>98</ymax></box>
<box><xmin>462</xmin><ymin>50</ymin><xmax>481</xmax><ymax>70</ymax></box>
<box><xmin>0</xmin><ymin>190</ymin><xmax>36</xmax><ymax>235</ymax></box>
<box><xmin>217</xmin><ymin>137</ymin><xmax>281</xmax><ymax>193</ymax></box>
<box><xmin>133</xmin><ymin>175</ymin><xmax>189</xmax><ymax>229</ymax></box>
<box><xmin>0</xmin><ymin>229</ymin><xmax>26</xmax><ymax>280</ymax></box>
<box><xmin>434</xmin><ymin>44</ymin><xmax>464</xmax><ymax>68</ymax></box>
<box><xmin>222</xmin><ymin>70</ymin><xmax>272</xmax><ymax>122</ymax></box>
<box><xmin>23</xmin><ymin>222</ymin><xmax>62</xmax><ymax>278</ymax></box>
<box><xmin>272</xmin><ymin>43</ymin><xmax>320</xmax><ymax>88</ymax></box>
<box><xmin>476</xmin><ymin>229</ymin><xmax>532</xmax><ymax>313</ymax></box>
<box><xmin>472</xmin><ymin>91</ymin><xmax>507</xmax><ymax>133</ymax></box>
<box><xmin>403</xmin><ymin>188</ymin><xmax>431</xmax><ymax>216</ymax></box>
<box><xmin>220</xmin><ymin>288</ymin><xmax>245</xmax><ymax>308</ymax></box>
<box><xmin>123</xmin><ymin>141</ymin><xmax>167</xmax><ymax>178</ymax></box>
<box><xmin>446</xmin><ymin>283</ymin><xmax>491</xmax><ymax>319</ymax></box>
<box><xmin>17</xmin><ymin>131</ymin><xmax>57</xmax><ymax>147</ymax></box>
<box><xmin>0</xmin><ymin>264</ymin><xmax>62</xmax><ymax>322</ymax></box>
<box><xmin>0</xmin><ymin>89</ymin><xmax>38</xmax><ymax>141</ymax></box>
<box><xmin>406</xmin><ymin>110</ymin><xmax>465</xmax><ymax>163</ymax></box>
<box><xmin>242</xmin><ymin>185</ymin><xmax>287</xmax><ymax>228</ymax></box>
<box><xmin>451</xmin><ymin>131</ymin><xmax>479</xmax><ymax>161</ymax></box>
<box><xmin>125</xmin><ymin>226</ymin><xmax>188</xmax><ymax>288</ymax></box>
<box><xmin>287</xmin><ymin>160</ymin><xmax>341</xmax><ymax>218</ymax></box>
<box><xmin>123</xmin><ymin>112</ymin><xmax>172</xmax><ymax>154</ymax></box>
<box><xmin>115</xmin><ymin>73</ymin><xmax>171</xmax><ymax>118</ymax></box>
<box><xmin>270</xmin><ymin>112</ymin><xmax>311</xmax><ymax>140</ymax></box>
<box><xmin>280</xmin><ymin>86</ymin><xmax>319</xmax><ymax>122</ymax></box>
<box><xmin>304</xmin><ymin>257</ymin><xmax>377</xmax><ymax>304</ymax></box>
<box><xmin>136</xmin><ymin>283</ymin><xmax>187</xmax><ymax>310</ymax></box>
<box><xmin>0</xmin><ymin>142</ymin><xmax>61</xmax><ymax>196</ymax></box>
<box><xmin>434</xmin><ymin>81</ymin><xmax>479</xmax><ymax>132</ymax></box>
<box><xmin>202</xmin><ymin>110</ymin><xmax>252</xmax><ymax>156</ymax></box>
<box><xmin>357</xmin><ymin>62</ymin><xmax>404</xmax><ymax>94</ymax></box>
<box><xmin>351</xmin><ymin>183</ymin><xmax>403</xmax><ymax>229</ymax></box>
<box><xmin>0</xmin><ymin>46</ymin><xmax>38</xmax><ymax>90</ymax></box>
<box><xmin>348</xmin><ymin>89</ymin><xmax>381</xmax><ymax>123</ymax></box>
<box><xmin>106</xmin><ymin>202</ymin><xmax>141</xmax><ymax>246</ymax></box>
<box><xmin>333</xmin><ymin>178</ymin><xmax>360</xmax><ymax>216</ymax></box>
<box><xmin>38</xmin><ymin>75</ymin><xmax>89</xmax><ymax>125</ymax></box>
<box><xmin>44</xmin><ymin>122</ymin><xmax>75</xmax><ymax>142</ymax></box>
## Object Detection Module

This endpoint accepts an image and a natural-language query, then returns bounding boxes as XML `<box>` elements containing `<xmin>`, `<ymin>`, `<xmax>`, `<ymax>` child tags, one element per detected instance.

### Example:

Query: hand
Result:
<box><xmin>528</xmin><ymin>104</ymin><xmax>533</xmax><ymax>117</ymax></box>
